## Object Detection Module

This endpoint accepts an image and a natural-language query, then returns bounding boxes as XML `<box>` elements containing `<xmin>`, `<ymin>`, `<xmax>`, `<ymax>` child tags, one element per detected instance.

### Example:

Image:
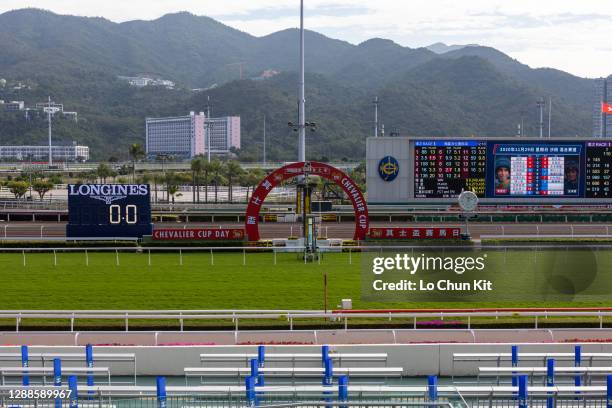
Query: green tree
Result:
<box><xmin>201</xmin><ymin>160</ymin><xmax>213</xmax><ymax>203</ymax></box>
<box><xmin>128</xmin><ymin>143</ymin><xmax>146</xmax><ymax>182</ymax></box>
<box><xmin>224</xmin><ymin>160</ymin><xmax>244</xmax><ymax>203</ymax></box>
<box><xmin>7</xmin><ymin>181</ymin><xmax>29</xmax><ymax>199</ymax></box>
<box><xmin>96</xmin><ymin>163</ymin><xmax>114</xmax><ymax>183</ymax></box>
<box><xmin>49</xmin><ymin>173</ymin><xmax>63</xmax><ymax>185</ymax></box>
<box><xmin>241</xmin><ymin>168</ymin><xmax>265</xmax><ymax>203</ymax></box>
<box><xmin>152</xmin><ymin>173</ymin><xmax>165</xmax><ymax>203</ymax></box>
<box><xmin>208</xmin><ymin>159</ymin><xmax>225</xmax><ymax>203</ymax></box>
<box><xmin>190</xmin><ymin>155</ymin><xmax>204</xmax><ymax>203</ymax></box>
<box><xmin>165</xmin><ymin>172</ymin><xmax>186</xmax><ymax>204</ymax></box>
<box><xmin>32</xmin><ymin>180</ymin><xmax>54</xmax><ymax>201</ymax></box>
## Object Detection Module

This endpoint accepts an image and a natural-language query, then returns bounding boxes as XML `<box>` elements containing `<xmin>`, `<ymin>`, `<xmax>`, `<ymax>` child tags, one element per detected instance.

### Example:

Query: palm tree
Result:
<box><xmin>128</xmin><ymin>144</ymin><xmax>146</xmax><ymax>183</ymax></box>
<box><xmin>96</xmin><ymin>163</ymin><xmax>114</xmax><ymax>183</ymax></box>
<box><xmin>201</xmin><ymin>160</ymin><xmax>212</xmax><ymax>203</ymax></box>
<box><xmin>165</xmin><ymin>172</ymin><xmax>179</xmax><ymax>205</ymax></box>
<box><xmin>152</xmin><ymin>173</ymin><xmax>164</xmax><ymax>203</ymax></box>
<box><xmin>190</xmin><ymin>156</ymin><xmax>204</xmax><ymax>204</ymax></box>
<box><xmin>242</xmin><ymin>168</ymin><xmax>265</xmax><ymax>203</ymax></box>
<box><xmin>224</xmin><ymin>160</ymin><xmax>244</xmax><ymax>203</ymax></box>
<box><xmin>208</xmin><ymin>160</ymin><xmax>224</xmax><ymax>203</ymax></box>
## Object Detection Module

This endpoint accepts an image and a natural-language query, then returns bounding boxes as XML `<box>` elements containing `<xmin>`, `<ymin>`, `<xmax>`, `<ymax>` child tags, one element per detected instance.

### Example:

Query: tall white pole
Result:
<box><xmin>206</xmin><ymin>96</ymin><xmax>211</xmax><ymax>162</ymax></box>
<box><xmin>374</xmin><ymin>97</ymin><xmax>379</xmax><ymax>138</ymax></box>
<box><xmin>548</xmin><ymin>97</ymin><xmax>552</xmax><ymax>138</ymax></box>
<box><xmin>48</xmin><ymin>96</ymin><xmax>52</xmax><ymax>166</ymax></box>
<box><xmin>263</xmin><ymin>115</ymin><xmax>267</xmax><ymax>165</ymax></box>
<box><xmin>298</xmin><ymin>0</ymin><xmax>306</xmax><ymax>164</ymax></box>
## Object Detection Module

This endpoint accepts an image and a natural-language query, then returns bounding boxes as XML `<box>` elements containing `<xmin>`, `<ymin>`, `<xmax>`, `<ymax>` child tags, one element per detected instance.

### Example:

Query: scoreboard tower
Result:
<box><xmin>367</xmin><ymin>137</ymin><xmax>612</xmax><ymax>204</ymax></box>
<box><xmin>66</xmin><ymin>184</ymin><xmax>153</xmax><ymax>238</ymax></box>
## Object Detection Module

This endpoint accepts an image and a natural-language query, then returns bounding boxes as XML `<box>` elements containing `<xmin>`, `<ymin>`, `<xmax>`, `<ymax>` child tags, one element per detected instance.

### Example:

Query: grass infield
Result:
<box><xmin>0</xmin><ymin>249</ymin><xmax>610</xmax><ymax>311</ymax></box>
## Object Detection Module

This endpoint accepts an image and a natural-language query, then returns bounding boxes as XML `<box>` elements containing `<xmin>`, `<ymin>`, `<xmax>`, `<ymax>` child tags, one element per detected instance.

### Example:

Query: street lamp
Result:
<box><xmin>288</xmin><ymin>122</ymin><xmax>317</xmax><ymax>134</ymax></box>
<box><xmin>156</xmin><ymin>154</ymin><xmax>170</xmax><ymax>202</ymax></box>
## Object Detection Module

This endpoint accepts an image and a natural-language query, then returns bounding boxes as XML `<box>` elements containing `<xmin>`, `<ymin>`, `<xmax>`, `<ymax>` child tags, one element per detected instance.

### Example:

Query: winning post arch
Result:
<box><xmin>245</xmin><ymin>162</ymin><xmax>369</xmax><ymax>242</ymax></box>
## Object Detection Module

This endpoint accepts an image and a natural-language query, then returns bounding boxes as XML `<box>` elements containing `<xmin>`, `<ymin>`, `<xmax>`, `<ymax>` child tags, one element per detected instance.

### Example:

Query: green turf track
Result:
<box><xmin>0</xmin><ymin>249</ymin><xmax>611</xmax><ymax>310</ymax></box>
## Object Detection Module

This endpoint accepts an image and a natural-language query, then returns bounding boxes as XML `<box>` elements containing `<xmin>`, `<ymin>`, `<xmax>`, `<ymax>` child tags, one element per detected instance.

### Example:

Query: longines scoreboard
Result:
<box><xmin>66</xmin><ymin>184</ymin><xmax>153</xmax><ymax>238</ymax></box>
<box><xmin>367</xmin><ymin>137</ymin><xmax>612</xmax><ymax>204</ymax></box>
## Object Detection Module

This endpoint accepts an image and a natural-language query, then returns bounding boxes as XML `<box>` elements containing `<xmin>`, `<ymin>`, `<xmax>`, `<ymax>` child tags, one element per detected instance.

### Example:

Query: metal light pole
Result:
<box><xmin>548</xmin><ymin>97</ymin><xmax>552</xmax><ymax>138</ymax></box>
<box><xmin>263</xmin><ymin>115</ymin><xmax>267</xmax><ymax>165</ymax></box>
<box><xmin>373</xmin><ymin>97</ymin><xmax>379</xmax><ymax>138</ymax></box>
<box><xmin>537</xmin><ymin>98</ymin><xmax>545</xmax><ymax>139</ymax></box>
<box><xmin>298</xmin><ymin>0</ymin><xmax>306</xmax><ymax>164</ymax></box>
<box><xmin>47</xmin><ymin>96</ymin><xmax>53</xmax><ymax>166</ymax></box>
<box><xmin>206</xmin><ymin>96</ymin><xmax>212</xmax><ymax>163</ymax></box>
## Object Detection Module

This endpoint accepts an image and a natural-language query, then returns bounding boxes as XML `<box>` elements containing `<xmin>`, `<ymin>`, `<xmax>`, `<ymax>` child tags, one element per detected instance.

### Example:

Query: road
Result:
<box><xmin>1</xmin><ymin>222</ymin><xmax>612</xmax><ymax>239</ymax></box>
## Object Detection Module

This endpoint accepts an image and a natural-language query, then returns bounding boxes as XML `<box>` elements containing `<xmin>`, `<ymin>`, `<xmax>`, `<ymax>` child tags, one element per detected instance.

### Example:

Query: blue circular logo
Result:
<box><xmin>378</xmin><ymin>156</ymin><xmax>399</xmax><ymax>182</ymax></box>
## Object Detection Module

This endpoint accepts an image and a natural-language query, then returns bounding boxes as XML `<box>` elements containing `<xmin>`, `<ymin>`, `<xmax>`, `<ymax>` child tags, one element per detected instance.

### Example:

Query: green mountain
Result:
<box><xmin>0</xmin><ymin>8</ymin><xmax>601</xmax><ymax>161</ymax></box>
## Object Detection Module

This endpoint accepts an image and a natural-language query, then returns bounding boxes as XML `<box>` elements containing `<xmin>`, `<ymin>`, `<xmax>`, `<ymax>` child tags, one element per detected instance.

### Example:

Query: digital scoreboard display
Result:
<box><xmin>67</xmin><ymin>184</ymin><xmax>153</xmax><ymax>238</ymax></box>
<box><xmin>411</xmin><ymin>140</ymin><xmax>612</xmax><ymax>201</ymax></box>
<box><xmin>414</xmin><ymin>140</ymin><xmax>486</xmax><ymax>198</ymax></box>
<box><xmin>585</xmin><ymin>142</ymin><xmax>612</xmax><ymax>198</ymax></box>
<box><xmin>490</xmin><ymin>143</ymin><xmax>581</xmax><ymax>197</ymax></box>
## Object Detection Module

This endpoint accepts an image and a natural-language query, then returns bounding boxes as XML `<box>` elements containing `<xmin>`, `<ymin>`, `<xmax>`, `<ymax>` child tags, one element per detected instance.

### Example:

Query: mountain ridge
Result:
<box><xmin>0</xmin><ymin>8</ymin><xmax>601</xmax><ymax>161</ymax></box>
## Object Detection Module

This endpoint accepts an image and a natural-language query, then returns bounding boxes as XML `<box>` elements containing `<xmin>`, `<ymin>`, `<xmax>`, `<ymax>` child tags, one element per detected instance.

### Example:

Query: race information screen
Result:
<box><xmin>489</xmin><ymin>143</ymin><xmax>581</xmax><ymax>197</ymax></box>
<box><xmin>585</xmin><ymin>142</ymin><xmax>612</xmax><ymax>198</ymax></box>
<box><xmin>414</xmin><ymin>140</ymin><xmax>487</xmax><ymax>198</ymax></box>
<box><xmin>411</xmin><ymin>140</ymin><xmax>612</xmax><ymax>200</ymax></box>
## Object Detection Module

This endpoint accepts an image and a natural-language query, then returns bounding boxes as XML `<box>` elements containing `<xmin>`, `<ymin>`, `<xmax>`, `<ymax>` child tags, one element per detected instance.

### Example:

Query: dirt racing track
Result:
<box><xmin>2</xmin><ymin>221</ymin><xmax>612</xmax><ymax>239</ymax></box>
<box><xmin>2</xmin><ymin>327</ymin><xmax>612</xmax><ymax>346</ymax></box>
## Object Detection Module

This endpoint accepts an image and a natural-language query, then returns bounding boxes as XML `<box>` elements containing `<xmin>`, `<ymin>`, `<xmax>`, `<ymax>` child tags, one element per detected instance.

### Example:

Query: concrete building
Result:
<box><xmin>35</xmin><ymin>102</ymin><xmax>64</xmax><ymax>113</ymax></box>
<box><xmin>145</xmin><ymin>112</ymin><xmax>205</xmax><ymax>159</ymax></box>
<box><xmin>594</xmin><ymin>76</ymin><xmax>612</xmax><ymax>138</ymax></box>
<box><xmin>205</xmin><ymin>116</ymin><xmax>241</xmax><ymax>154</ymax></box>
<box><xmin>145</xmin><ymin>113</ymin><xmax>240</xmax><ymax>159</ymax></box>
<box><xmin>119</xmin><ymin>76</ymin><xmax>175</xmax><ymax>89</ymax></box>
<box><xmin>4</xmin><ymin>101</ymin><xmax>24</xmax><ymax>111</ymax></box>
<box><xmin>0</xmin><ymin>144</ymin><xmax>89</xmax><ymax>162</ymax></box>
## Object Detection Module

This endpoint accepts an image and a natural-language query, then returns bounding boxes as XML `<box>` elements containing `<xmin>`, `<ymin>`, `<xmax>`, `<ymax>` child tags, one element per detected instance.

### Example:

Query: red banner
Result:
<box><xmin>369</xmin><ymin>227</ymin><xmax>461</xmax><ymax>240</ymax></box>
<box><xmin>603</xmin><ymin>103</ymin><xmax>612</xmax><ymax>114</ymax></box>
<box><xmin>153</xmin><ymin>228</ymin><xmax>245</xmax><ymax>241</ymax></box>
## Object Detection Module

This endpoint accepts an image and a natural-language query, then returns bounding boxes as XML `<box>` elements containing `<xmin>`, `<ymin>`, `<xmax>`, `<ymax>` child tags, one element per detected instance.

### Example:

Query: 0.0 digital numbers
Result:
<box><xmin>109</xmin><ymin>204</ymin><xmax>138</xmax><ymax>224</ymax></box>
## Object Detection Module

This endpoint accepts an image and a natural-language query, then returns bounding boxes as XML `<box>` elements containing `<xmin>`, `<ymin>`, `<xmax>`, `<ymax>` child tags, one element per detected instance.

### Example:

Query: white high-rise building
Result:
<box><xmin>0</xmin><ymin>144</ymin><xmax>89</xmax><ymax>162</ymax></box>
<box><xmin>145</xmin><ymin>112</ymin><xmax>205</xmax><ymax>159</ymax></box>
<box><xmin>204</xmin><ymin>116</ymin><xmax>241</xmax><ymax>154</ymax></box>
<box><xmin>145</xmin><ymin>113</ymin><xmax>240</xmax><ymax>159</ymax></box>
<box><xmin>594</xmin><ymin>76</ymin><xmax>612</xmax><ymax>138</ymax></box>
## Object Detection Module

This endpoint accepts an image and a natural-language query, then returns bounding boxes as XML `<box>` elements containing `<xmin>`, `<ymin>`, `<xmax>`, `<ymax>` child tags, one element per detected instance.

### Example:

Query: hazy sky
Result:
<box><xmin>2</xmin><ymin>0</ymin><xmax>611</xmax><ymax>78</ymax></box>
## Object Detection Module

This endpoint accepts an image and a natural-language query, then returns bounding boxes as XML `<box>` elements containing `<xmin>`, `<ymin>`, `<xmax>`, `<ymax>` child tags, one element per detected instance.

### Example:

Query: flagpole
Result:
<box><xmin>603</xmin><ymin>102</ymin><xmax>606</xmax><ymax>139</ymax></box>
<box><xmin>548</xmin><ymin>97</ymin><xmax>551</xmax><ymax>138</ymax></box>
